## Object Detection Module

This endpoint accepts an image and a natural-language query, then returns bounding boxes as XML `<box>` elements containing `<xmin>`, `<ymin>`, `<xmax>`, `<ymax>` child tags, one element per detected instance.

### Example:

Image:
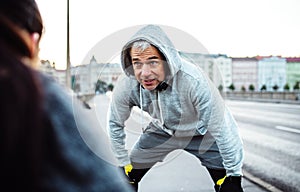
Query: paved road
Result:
<box><xmin>86</xmin><ymin>95</ymin><xmax>273</xmax><ymax>191</ymax></box>
<box><xmin>226</xmin><ymin>100</ymin><xmax>300</xmax><ymax>192</ymax></box>
<box><xmin>124</xmin><ymin>109</ymin><xmax>269</xmax><ymax>192</ymax></box>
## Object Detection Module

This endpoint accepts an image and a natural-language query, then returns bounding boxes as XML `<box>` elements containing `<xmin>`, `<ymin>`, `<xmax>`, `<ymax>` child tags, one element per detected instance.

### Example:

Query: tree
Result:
<box><xmin>107</xmin><ymin>83</ymin><xmax>114</xmax><ymax>91</ymax></box>
<box><xmin>293</xmin><ymin>81</ymin><xmax>300</xmax><ymax>91</ymax></box>
<box><xmin>260</xmin><ymin>84</ymin><xmax>267</xmax><ymax>91</ymax></box>
<box><xmin>283</xmin><ymin>83</ymin><xmax>290</xmax><ymax>91</ymax></box>
<box><xmin>218</xmin><ymin>84</ymin><xmax>223</xmax><ymax>92</ymax></box>
<box><xmin>241</xmin><ymin>86</ymin><xmax>246</xmax><ymax>92</ymax></box>
<box><xmin>249</xmin><ymin>84</ymin><xmax>255</xmax><ymax>92</ymax></box>
<box><xmin>95</xmin><ymin>80</ymin><xmax>107</xmax><ymax>93</ymax></box>
<box><xmin>272</xmin><ymin>84</ymin><xmax>279</xmax><ymax>91</ymax></box>
<box><xmin>228</xmin><ymin>83</ymin><xmax>235</xmax><ymax>91</ymax></box>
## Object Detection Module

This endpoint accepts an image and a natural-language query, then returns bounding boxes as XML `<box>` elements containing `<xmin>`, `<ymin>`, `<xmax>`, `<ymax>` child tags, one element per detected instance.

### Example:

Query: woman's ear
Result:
<box><xmin>21</xmin><ymin>32</ymin><xmax>40</xmax><ymax>69</ymax></box>
<box><xmin>29</xmin><ymin>32</ymin><xmax>40</xmax><ymax>57</ymax></box>
<box><xmin>29</xmin><ymin>32</ymin><xmax>41</xmax><ymax>68</ymax></box>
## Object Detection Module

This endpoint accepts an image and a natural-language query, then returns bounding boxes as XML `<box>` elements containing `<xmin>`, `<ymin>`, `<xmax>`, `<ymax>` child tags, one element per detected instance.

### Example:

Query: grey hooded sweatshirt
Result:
<box><xmin>108</xmin><ymin>25</ymin><xmax>244</xmax><ymax>176</ymax></box>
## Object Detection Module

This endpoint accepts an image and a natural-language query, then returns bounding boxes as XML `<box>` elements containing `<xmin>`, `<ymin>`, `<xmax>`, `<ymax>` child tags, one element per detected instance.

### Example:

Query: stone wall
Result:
<box><xmin>222</xmin><ymin>91</ymin><xmax>300</xmax><ymax>104</ymax></box>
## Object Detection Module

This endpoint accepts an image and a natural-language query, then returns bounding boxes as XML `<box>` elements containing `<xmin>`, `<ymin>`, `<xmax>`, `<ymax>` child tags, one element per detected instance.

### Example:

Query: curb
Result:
<box><xmin>243</xmin><ymin>170</ymin><xmax>283</xmax><ymax>192</ymax></box>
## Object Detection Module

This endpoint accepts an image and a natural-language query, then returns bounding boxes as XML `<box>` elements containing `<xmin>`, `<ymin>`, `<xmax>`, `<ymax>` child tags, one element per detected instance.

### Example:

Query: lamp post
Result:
<box><xmin>66</xmin><ymin>0</ymin><xmax>71</xmax><ymax>88</ymax></box>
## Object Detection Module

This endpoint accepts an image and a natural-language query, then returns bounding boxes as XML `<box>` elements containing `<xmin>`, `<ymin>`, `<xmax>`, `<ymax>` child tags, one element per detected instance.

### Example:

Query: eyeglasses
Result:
<box><xmin>132</xmin><ymin>59</ymin><xmax>163</xmax><ymax>70</ymax></box>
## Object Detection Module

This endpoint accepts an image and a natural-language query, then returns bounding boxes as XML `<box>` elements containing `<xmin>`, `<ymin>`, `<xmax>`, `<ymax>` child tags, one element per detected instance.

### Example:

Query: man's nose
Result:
<box><xmin>141</xmin><ymin>64</ymin><xmax>151</xmax><ymax>76</ymax></box>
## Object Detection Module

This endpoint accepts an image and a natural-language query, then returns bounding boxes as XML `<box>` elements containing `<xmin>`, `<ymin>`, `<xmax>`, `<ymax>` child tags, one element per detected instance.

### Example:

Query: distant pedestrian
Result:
<box><xmin>0</xmin><ymin>0</ymin><xmax>132</xmax><ymax>191</ymax></box>
<box><xmin>108</xmin><ymin>24</ymin><xmax>244</xmax><ymax>192</ymax></box>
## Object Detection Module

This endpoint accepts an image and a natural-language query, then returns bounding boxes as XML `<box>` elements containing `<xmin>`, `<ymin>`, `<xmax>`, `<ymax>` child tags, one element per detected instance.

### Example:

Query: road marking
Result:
<box><xmin>275</xmin><ymin>126</ymin><xmax>300</xmax><ymax>134</ymax></box>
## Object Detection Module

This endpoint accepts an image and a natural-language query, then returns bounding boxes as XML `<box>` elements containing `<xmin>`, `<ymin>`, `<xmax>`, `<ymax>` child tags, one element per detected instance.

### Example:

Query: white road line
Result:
<box><xmin>275</xmin><ymin>126</ymin><xmax>300</xmax><ymax>134</ymax></box>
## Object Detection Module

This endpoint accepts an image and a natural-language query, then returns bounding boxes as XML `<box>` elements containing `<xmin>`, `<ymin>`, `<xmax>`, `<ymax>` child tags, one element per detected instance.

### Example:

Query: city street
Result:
<box><xmin>226</xmin><ymin>100</ymin><xmax>300</xmax><ymax>192</ymax></box>
<box><xmin>87</xmin><ymin>94</ymin><xmax>299</xmax><ymax>192</ymax></box>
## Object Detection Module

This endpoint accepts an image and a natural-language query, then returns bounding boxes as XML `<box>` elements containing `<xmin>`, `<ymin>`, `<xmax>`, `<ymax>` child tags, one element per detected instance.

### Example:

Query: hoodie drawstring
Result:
<box><xmin>157</xmin><ymin>90</ymin><xmax>174</xmax><ymax>135</ymax></box>
<box><xmin>139</xmin><ymin>85</ymin><xmax>173</xmax><ymax>135</ymax></box>
<box><xmin>157</xmin><ymin>91</ymin><xmax>164</xmax><ymax>125</ymax></box>
<box><xmin>139</xmin><ymin>85</ymin><xmax>145</xmax><ymax>132</ymax></box>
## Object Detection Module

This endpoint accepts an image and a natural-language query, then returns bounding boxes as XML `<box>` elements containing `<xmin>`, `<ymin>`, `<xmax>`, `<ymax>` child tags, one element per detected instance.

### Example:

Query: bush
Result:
<box><xmin>249</xmin><ymin>84</ymin><xmax>255</xmax><ymax>91</ymax></box>
<box><xmin>284</xmin><ymin>83</ymin><xmax>290</xmax><ymax>91</ymax></box>
<box><xmin>260</xmin><ymin>84</ymin><xmax>267</xmax><ymax>91</ymax></box>
<box><xmin>272</xmin><ymin>84</ymin><xmax>279</xmax><ymax>91</ymax></box>
<box><xmin>228</xmin><ymin>83</ymin><xmax>235</xmax><ymax>91</ymax></box>
<box><xmin>241</xmin><ymin>86</ymin><xmax>246</xmax><ymax>92</ymax></box>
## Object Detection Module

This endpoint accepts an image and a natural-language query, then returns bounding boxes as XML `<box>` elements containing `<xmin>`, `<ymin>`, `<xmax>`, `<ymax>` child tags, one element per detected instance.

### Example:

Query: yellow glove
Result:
<box><xmin>216</xmin><ymin>175</ymin><xmax>226</xmax><ymax>186</ymax></box>
<box><xmin>124</xmin><ymin>164</ymin><xmax>133</xmax><ymax>176</ymax></box>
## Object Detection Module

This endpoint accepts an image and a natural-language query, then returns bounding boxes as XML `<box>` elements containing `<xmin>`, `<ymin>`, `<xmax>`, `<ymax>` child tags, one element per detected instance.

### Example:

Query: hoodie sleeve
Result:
<box><xmin>107</xmin><ymin>75</ymin><xmax>133</xmax><ymax>166</ymax></box>
<box><xmin>191</xmin><ymin>71</ymin><xmax>244</xmax><ymax>176</ymax></box>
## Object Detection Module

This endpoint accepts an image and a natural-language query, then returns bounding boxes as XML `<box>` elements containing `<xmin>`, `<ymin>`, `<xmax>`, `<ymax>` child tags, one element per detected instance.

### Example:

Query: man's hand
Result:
<box><xmin>124</xmin><ymin>164</ymin><xmax>133</xmax><ymax>176</ymax></box>
<box><xmin>217</xmin><ymin>176</ymin><xmax>244</xmax><ymax>192</ymax></box>
<box><xmin>119</xmin><ymin>164</ymin><xmax>138</xmax><ymax>190</ymax></box>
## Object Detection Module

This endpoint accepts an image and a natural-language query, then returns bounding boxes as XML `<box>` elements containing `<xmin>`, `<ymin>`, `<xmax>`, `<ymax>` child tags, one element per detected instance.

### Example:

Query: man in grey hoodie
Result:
<box><xmin>108</xmin><ymin>24</ymin><xmax>244</xmax><ymax>192</ymax></box>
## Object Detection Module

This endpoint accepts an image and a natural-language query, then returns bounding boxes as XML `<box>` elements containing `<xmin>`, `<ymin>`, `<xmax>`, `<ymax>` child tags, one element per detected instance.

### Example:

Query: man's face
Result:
<box><xmin>131</xmin><ymin>45</ymin><xmax>165</xmax><ymax>90</ymax></box>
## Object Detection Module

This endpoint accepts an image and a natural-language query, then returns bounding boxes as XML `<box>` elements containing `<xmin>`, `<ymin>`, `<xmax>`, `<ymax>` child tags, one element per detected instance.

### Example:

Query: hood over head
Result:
<box><xmin>121</xmin><ymin>25</ymin><xmax>182</xmax><ymax>83</ymax></box>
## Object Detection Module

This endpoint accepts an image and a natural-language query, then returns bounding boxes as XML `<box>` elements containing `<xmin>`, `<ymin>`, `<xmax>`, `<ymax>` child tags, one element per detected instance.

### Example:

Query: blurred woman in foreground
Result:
<box><xmin>0</xmin><ymin>0</ymin><xmax>132</xmax><ymax>191</ymax></box>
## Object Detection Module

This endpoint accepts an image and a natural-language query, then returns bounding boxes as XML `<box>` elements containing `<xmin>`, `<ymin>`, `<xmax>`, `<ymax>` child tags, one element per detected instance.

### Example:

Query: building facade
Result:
<box><xmin>40</xmin><ymin>54</ymin><xmax>298</xmax><ymax>95</ymax></box>
<box><xmin>257</xmin><ymin>56</ymin><xmax>286</xmax><ymax>91</ymax></box>
<box><xmin>179</xmin><ymin>52</ymin><xmax>228</xmax><ymax>91</ymax></box>
<box><xmin>286</xmin><ymin>57</ymin><xmax>300</xmax><ymax>91</ymax></box>
<box><xmin>232</xmin><ymin>57</ymin><xmax>258</xmax><ymax>91</ymax></box>
<box><xmin>71</xmin><ymin>56</ymin><xmax>123</xmax><ymax>94</ymax></box>
<box><xmin>39</xmin><ymin>60</ymin><xmax>66</xmax><ymax>86</ymax></box>
<box><xmin>212</xmin><ymin>54</ymin><xmax>232</xmax><ymax>92</ymax></box>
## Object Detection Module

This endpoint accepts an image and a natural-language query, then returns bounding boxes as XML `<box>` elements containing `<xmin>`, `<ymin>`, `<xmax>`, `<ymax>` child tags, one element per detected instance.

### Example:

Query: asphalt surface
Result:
<box><xmin>125</xmin><ymin>119</ymin><xmax>271</xmax><ymax>192</ymax></box>
<box><xmin>136</xmin><ymin>148</ymin><xmax>271</xmax><ymax>192</ymax></box>
<box><xmin>89</xmin><ymin>94</ymin><xmax>277</xmax><ymax>192</ymax></box>
<box><xmin>227</xmin><ymin>100</ymin><xmax>300</xmax><ymax>192</ymax></box>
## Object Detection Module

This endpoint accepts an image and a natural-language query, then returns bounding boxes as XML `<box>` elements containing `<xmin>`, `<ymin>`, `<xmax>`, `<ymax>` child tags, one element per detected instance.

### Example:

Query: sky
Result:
<box><xmin>36</xmin><ymin>0</ymin><xmax>300</xmax><ymax>70</ymax></box>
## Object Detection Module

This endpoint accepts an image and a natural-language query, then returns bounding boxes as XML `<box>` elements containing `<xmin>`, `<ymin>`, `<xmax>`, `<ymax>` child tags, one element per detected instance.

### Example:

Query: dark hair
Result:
<box><xmin>1</xmin><ymin>0</ymin><xmax>43</xmax><ymax>35</ymax></box>
<box><xmin>0</xmin><ymin>0</ymin><xmax>43</xmax><ymax>57</ymax></box>
<box><xmin>0</xmin><ymin>0</ymin><xmax>45</xmax><ymax>190</ymax></box>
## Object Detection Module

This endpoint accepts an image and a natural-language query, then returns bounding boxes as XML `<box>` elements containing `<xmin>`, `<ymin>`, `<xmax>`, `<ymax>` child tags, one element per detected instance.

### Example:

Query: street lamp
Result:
<box><xmin>66</xmin><ymin>0</ymin><xmax>71</xmax><ymax>88</ymax></box>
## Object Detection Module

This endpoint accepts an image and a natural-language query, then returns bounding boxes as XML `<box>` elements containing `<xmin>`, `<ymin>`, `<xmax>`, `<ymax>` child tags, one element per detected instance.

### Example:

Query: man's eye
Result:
<box><xmin>150</xmin><ymin>61</ymin><xmax>158</xmax><ymax>65</ymax></box>
<box><xmin>133</xmin><ymin>62</ymin><xmax>142</xmax><ymax>66</ymax></box>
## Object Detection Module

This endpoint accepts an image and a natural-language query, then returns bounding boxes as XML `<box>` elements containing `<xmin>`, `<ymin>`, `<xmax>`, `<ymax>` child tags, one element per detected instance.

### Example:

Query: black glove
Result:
<box><xmin>119</xmin><ymin>164</ymin><xmax>134</xmax><ymax>183</ymax></box>
<box><xmin>119</xmin><ymin>165</ymin><xmax>137</xmax><ymax>191</ymax></box>
<box><xmin>218</xmin><ymin>176</ymin><xmax>244</xmax><ymax>192</ymax></box>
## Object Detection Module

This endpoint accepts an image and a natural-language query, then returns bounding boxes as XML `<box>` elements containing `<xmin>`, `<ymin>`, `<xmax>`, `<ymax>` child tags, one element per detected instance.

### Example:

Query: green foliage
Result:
<box><xmin>260</xmin><ymin>84</ymin><xmax>267</xmax><ymax>91</ymax></box>
<box><xmin>284</xmin><ymin>83</ymin><xmax>290</xmax><ymax>91</ymax></box>
<box><xmin>95</xmin><ymin>80</ymin><xmax>107</xmax><ymax>93</ymax></box>
<box><xmin>218</xmin><ymin>84</ymin><xmax>223</xmax><ymax>92</ymax></box>
<box><xmin>241</xmin><ymin>86</ymin><xmax>246</xmax><ymax>92</ymax></box>
<box><xmin>228</xmin><ymin>83</ymin><xmax>235</xmax><ymax>91</ymax></box>
<box><xmin>272</xmin><ymin>84</ymin><xmax>279</xmax><ymax>91</ymax></box>
<box><xmin>248</xmin><ymin>84</ymin><xmax>255</xmax><ymax>91</ymax></box>
<box><xmin>107</xmin><ymin>83</ymin><xmax>114</xmax><ymax>91</ymax></box>
<box><xmin>294</xmin><ymin>81</ymin><xmax>300</xmax><ymax>90</ymax></box>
